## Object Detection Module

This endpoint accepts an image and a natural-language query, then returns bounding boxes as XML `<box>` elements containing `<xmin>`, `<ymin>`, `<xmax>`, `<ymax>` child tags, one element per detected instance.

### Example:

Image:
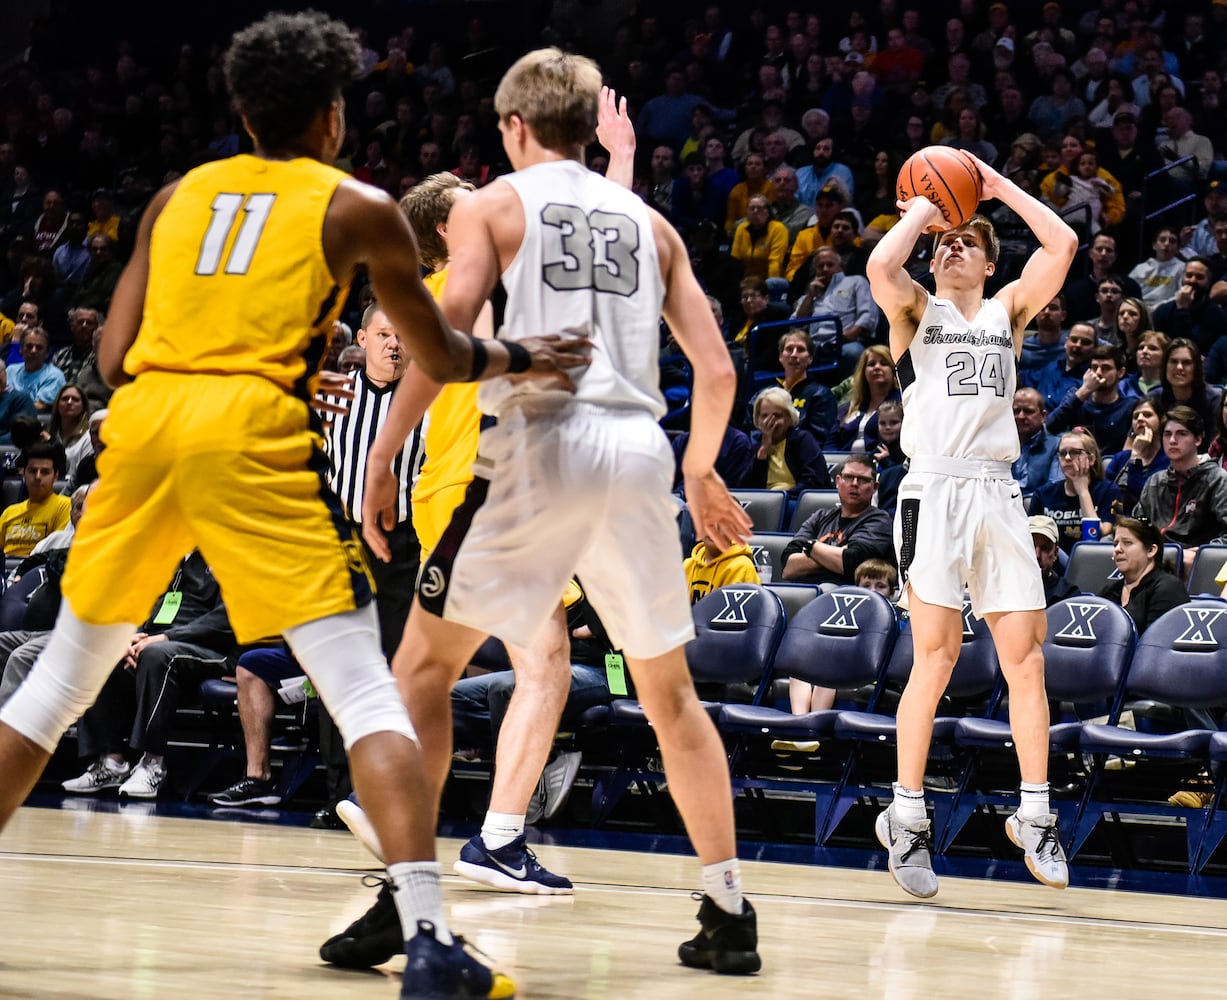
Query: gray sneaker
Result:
<box><xmin>62</xmin><ymin>758</ymin><xmax>131</xmax><ymax>794</ymax></box>
<box><xmin>118</xmin><ymin>755</ymin><xmax>167</xmax><ymax>799</ymax></box>
<box><xmin>875</xmin><ymin>804</ymin><xmax>939</xmax><ymax>899</ymax></box>
<box><xmin>1005</xmin><ymin>812</ymin><xmax>1069</xmax><ymax>889</ymax></box>
<box><xmin>526</xmin><ymin>750</ymin><xmax>583</xmax><ymax>824</ymax></box>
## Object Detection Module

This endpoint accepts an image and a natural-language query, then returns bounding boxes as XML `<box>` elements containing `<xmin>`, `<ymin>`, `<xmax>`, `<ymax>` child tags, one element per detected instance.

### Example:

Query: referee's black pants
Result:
<box><xmin>318</xmin><ymin>517</ymin><xmax>420</xmax><ymax>804</ymax></box>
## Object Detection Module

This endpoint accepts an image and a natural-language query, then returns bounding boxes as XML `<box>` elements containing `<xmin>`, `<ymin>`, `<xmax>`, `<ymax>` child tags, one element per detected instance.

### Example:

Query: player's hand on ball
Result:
<box><xmin>897</xmin><ymin>196</ymin><xmax>948</xmax><ymax>233</ymax></box>
<box><xmin>959</xmin><ymin>152</ymin><xmax>1000</xmax><ymax>199</ymax></box>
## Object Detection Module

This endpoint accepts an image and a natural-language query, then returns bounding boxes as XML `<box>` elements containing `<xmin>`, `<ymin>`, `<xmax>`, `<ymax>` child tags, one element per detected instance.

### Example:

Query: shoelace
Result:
<box><xmin>1034</xmin><ymin>824</ymin><xmax>1062</xmax><ymax>862</ymax></box>
<box><xmin>897</xmin><ymin>825</ymin><xmax>934</xmax><ymax>865</ymax></box>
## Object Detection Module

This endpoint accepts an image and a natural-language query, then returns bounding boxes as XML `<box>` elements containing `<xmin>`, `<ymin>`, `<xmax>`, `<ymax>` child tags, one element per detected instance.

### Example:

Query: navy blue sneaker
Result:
<box><xmin>452</xmin><ymin>834</ymin><xmax>573</xmax><ymax>894</ymax></box>
<box><xmin>401</xmin><ymin>921</ymin><xmax>516</xmax><ymax>999</ymax></box>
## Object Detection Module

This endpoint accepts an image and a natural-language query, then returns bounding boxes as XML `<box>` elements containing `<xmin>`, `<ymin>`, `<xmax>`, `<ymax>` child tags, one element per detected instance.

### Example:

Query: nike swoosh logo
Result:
<box><xmin>493</xmin><ymin>858</ymin><xmax>527</xmax><ymax>879</ymax></box>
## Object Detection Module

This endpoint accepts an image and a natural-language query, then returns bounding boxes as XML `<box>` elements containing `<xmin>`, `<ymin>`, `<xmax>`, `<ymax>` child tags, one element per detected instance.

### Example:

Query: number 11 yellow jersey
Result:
<box><xmin>124</xmin><ymin>154</ymin><xmax>351</xmax><ymax>396</ymax></box>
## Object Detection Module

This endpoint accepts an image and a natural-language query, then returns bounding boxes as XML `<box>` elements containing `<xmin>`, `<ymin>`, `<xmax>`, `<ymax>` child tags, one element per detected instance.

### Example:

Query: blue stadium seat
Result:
<box><xmin>1065</xmin><ymin>540</ymin><xmax>1184</xmax><ymax>595</ymax></box>
<box><xmin>939</xmin><ymin>596</ymin><xmax>1136</xmax><ymax>853</ymax></box>
<box><xmin>749</xmin><ymin>532</ymin><xmax>793</xmax><ymax>581</ymax></box>
<box><xmin>787</xmin><ymin>489</ymin><xmax>841</xmax><ymax>532</ymax></box>
<box><xmin>715</xmin><ymin>586</ymin><xmax>898</xmax><ymax>841</ymax></box>
<box><xmin>1186</xmin><ymin>543</ymin><xmax>1227</xmax><ymax>597</ymax></box>
<box><xmin>1073</xmin><ymin>599</ymin><xmax>1227</xmax><ymax>870</ymax></box>
<box><xmin>729</xmin><ymin>488</ymin><xmax>788</xmax><ymax>533</ymax></box>
<box><xmin>823</xmin><ymin>596</ymin><xmax>1002</xmax><ymax>845</ymax></box>
<box><xmin>588</xmin><ymin>584</ymin><xmax>785</xmax><ymax>826</ymax></box>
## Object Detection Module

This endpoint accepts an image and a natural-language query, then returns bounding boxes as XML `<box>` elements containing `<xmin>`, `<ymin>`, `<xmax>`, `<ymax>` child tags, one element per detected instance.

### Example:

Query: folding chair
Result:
<box><xmin>1074</xmin><ymin>599</ymin><xmax>1227</xmax><ymax>870</ymax></box>
<box><xmin>822</xmin><ymin>597</ymin><xmax>1002</xmax><ymax>845</ymax></box>
<box><xmin>715</xmin><ymin>586</ymin><xmax>899</xmax><ymax>842</ymax></box>
<box><xmin>749</xmin><ymin>532</ymin><xmax>794</xmax><ymax>582</ymax></box>
<box><xmin>1065</xmin><ymin>540</ymin><xmax>1184</xmax><ymax>594</ymax></box>
<box><xmin>938</xmin><ymin>596</ymin><xmax>1136</xmax><ymax>853</ymax></box>
<box><xmin>1186</xmin><ymin>543</ymin><xmax>1227</xmax><ymax>597</ymax></box>
<box><xmin>787</xmin><ymin>489</ymin><xmax>841</xmax><ymax>532</ymax></box>
<box><xmin>763</xmin><ymin>582</ymin><xmax>822</xmax><ymax>622</ymax></box>
<box><xmin>588</xmin><ymin>584</ymin><xmax>786</xmax><ymax>827</ymax></box>
<box><xmin>729</xmin><ymin>489</ymin><xmax>788</xmax><ymax>533</ymax></box>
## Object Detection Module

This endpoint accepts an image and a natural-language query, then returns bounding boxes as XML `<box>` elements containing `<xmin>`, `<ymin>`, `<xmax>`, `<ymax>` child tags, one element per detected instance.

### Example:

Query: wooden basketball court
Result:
<box><xmin>2</xmin><ymin>805</ymin><xmax>1223</xmax><ymax>998</ymax></box>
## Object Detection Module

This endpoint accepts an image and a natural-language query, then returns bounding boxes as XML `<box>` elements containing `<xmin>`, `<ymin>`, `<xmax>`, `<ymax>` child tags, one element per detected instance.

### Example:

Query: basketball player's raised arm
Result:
<box><xmin>653</xmin><ymin>211</ymin><xmax>753</xmax><ymax>552</ymax></box>
<box><xmin>596</xmin><ymin>86</ymin><xmax>636</xmax><ymax>190</ymax></box>
<box><xmin>965</xmin><ymin>154</ymin><xmax>1078</xmax><ymax>331</ymax></box>
<box><xmin>865</xmin><ymin>196</ymin><xmax>941</xmax><ymax>353</ymax></box>
<box><xmin>97</xmin><ymin>183</ymin><xmax>177</xmax><ymax>388</ymax></box>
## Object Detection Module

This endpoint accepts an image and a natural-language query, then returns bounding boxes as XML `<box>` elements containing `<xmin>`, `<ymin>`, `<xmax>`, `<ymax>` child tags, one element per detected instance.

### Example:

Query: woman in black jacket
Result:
<box><xmin>1100</xmin><ymin>515</ymin><xmax>1188</xmax><ymax>634</ymax></box>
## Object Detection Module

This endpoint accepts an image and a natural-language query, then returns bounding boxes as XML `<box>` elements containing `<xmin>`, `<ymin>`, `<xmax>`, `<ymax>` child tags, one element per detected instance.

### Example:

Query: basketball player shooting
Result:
<box><xmin>865</xmin><ymin>152</ymin><xmax>1078</xmax><ymax>898</ymax></box>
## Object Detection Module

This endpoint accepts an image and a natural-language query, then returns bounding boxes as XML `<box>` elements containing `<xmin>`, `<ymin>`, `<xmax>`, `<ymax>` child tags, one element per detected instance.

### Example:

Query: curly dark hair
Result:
<box><xmin>222</xmin><ymin>10</ymin><xmax>362</xmax><ymax>152</ymax></box>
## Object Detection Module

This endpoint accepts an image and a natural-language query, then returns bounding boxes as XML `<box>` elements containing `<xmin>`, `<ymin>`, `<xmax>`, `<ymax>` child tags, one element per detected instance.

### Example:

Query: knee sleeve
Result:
<box><xmin>284</xmin><ymin>604</ymin><xmax>416</xmax><ymax>750</ymax></box>
<box><xmin>0</xmin><ymin>603</ymin><xmax>135</xmax><ymax>753</ymax></box>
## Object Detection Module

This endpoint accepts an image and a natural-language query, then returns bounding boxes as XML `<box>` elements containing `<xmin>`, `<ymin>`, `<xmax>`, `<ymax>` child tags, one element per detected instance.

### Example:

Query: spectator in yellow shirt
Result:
<box><xmin>0</xmin><ymin>441</ymin><xmax>70</xmax><ymax>558</ymax></box>
<box><xmin>730</xmin><ymin>196</ymin><xmax>790</xmax><ymax>280</ymax></box>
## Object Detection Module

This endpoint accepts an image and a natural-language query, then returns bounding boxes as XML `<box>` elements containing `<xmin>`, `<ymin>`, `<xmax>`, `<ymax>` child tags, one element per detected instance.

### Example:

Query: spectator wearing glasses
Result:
<box><xmin>1028</xmin><ymin>429</ymin><xmax>1125</xmax><ymax>552</ymax></box>
<box><xmin>779</xmin><ymin>453</ymin><xmax>895</xmax><ymax>709</ymax></box>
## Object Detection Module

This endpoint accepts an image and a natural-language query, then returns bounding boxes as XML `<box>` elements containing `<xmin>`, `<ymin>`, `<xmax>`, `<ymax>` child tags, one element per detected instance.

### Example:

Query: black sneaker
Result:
<box><xmin>208</xmin><ymin>777</ymin><xmax>281</xmax><ymax>807</ymax></box>
<box><xmin>319</xmin><ymin>878</ymin><xmax>403</xmax><ymax>969</ymax></box>
<box><xmin>677</xmin><ymin>894</ymin><xmax>761</xmax><ymax>975</ymax></box>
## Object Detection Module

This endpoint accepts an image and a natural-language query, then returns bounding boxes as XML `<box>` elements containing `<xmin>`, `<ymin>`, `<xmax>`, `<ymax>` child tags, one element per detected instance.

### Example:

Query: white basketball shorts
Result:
<box><xmin>418</xmin><ymin>401</ymin><xmax>695</xmax><ymax>658</ymax></box>
<box><xmin>894</xmin><ymin>455</ymin><xmax>1045</xmax><ymax>615</ymax></box>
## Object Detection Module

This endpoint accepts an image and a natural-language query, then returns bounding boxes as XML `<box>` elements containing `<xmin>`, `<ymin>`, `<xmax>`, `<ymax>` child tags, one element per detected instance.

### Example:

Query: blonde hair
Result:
<box><xmin>752</xmin><ymin>386</ymin><xmax>800</xmax><ymax>428</ymax></box>
<box><xmin>848</xmin><ymin>345</ymin><xmax>897</xmax><ymax>415</ymax></box>
<box><xmin>1059</xmin><ymin>429</ymin><xmax>1104</xmax><ymax>480</ymax></box>
<box><xmin>399</xmin><ymin>172</ymin><xmax>475</xmax><ymax>271</ymax></box>
<box><xmin>494</xmin><ymin>48</ymin><xmax>602</xmax><ymax>151</ymax></box>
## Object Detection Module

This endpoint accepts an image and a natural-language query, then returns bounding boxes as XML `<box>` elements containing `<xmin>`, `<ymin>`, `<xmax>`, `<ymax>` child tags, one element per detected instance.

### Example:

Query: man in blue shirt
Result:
<box><xmin>5</xmin><ymin>327</ymin><xmax>65</xmax><ymax>412</ymax></box>
<box><xmin>1012</xmin><ymin>388</ymin><xmax>1060</xmax><ymax>496</ymax></box>
<box><xmin>1046</xmin><ymin>344</ymin><xmax>1138</xmax><ymax>454</ymax></box>
<box><xmin>1024</xmin><ymin>321</ymin><xmax>1095</xmax><ymax>411</ymax></box>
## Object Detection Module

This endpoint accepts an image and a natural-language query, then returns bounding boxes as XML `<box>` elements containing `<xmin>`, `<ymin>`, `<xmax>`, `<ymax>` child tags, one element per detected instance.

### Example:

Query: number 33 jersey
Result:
<box><xmin>125</xmin><ymin>155</ymin><xmax>349</xmax><ymax>394</ymax></box>
<box><xmin>896</xmin><ymin>294</ymin><xmax>1020</xmax><ymax>463</ymax></box>
<box><xmin>481</xmin><ymin>159</ymin><xmax>667</xmax><ymax>419</ymax></box>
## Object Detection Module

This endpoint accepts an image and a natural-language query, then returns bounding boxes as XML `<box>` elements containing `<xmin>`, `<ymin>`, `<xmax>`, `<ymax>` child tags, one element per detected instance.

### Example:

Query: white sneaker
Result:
<box><xmin>336</xmin><ymin>796</ymin><xmax>384</xmax><ymax>862</ymax></box>
<box><xmin>1005</xmin><ymin>811</ymin><xmax>1069</xmax><ymax>889</ymax></box>
<box><xmin>875</xmin><ymin>804</ymin><xmax>939</xmax><ymax>899</ymax></box>
<box><xmin>118</xmin><ymin>755</ymin><xmax>167</xmax><ymax>799</ymax></box>
<box><xmin>62</xmin><ymin>758</ymin><xmax>131</xmax><ymax>794</ymax></box>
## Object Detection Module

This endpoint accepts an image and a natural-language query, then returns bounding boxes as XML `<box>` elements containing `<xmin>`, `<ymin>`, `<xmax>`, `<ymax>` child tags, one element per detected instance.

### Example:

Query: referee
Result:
<box><xmin>324</xmin><ymin>300</ymin><xmax>424</xmax><ymax>657</ymax></box>
<box><xmin>315</xmin><ymin>301</ymin><xmax>424</xmax><ymax>823</ymax></box>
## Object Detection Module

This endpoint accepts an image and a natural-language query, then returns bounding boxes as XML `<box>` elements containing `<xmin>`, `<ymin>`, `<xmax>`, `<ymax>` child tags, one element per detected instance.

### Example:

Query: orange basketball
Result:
<box><xmin>896</xmin><ymin>146</ymin><xmax>984</xmax><ymax>229</ymax></box>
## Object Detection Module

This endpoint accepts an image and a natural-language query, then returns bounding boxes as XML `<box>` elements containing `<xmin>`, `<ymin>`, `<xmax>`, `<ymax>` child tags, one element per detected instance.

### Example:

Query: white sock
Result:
<box><xmin>701</xmin><ymin>858</ymin><xmax>744</xmax><ymax>915</ymax></box>
<box><xmin>1018</xmin><ymin>781</ymin><xmax>1050</xmax><ymax>820</ymax></box>
<box><xmin>892</xmin><ymin>783</ymin><xmax>928</xmax><ymax>825</ymax></box>
<box><xmin>387</xmin><ymin>861</ymin><xmax>451</xmax><ymax>945</ymax></box>
<box><xmin>481</xmin><ymin>811</ymin><xmax>525</xmax><ymax>850</ymax></box>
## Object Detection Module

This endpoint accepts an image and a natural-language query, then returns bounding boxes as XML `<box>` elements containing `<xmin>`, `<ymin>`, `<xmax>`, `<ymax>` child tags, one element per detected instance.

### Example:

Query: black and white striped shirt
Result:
<box><xmin>324</xmin><ymin>371</ymin><xmax>425</xmax><ymax>525</ymax></box>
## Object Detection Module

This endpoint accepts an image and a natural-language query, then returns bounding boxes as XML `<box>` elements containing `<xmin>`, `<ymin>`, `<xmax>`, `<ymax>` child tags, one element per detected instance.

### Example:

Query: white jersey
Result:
<box><xmin>477</xmin><ymin>160</ymin><xmax>666</xmax><ymax>419</ymax></box>
<box><xmin>898</xmin><ymin>294</ymin><xmax>1020</xmax><ymax>463</ymax></box>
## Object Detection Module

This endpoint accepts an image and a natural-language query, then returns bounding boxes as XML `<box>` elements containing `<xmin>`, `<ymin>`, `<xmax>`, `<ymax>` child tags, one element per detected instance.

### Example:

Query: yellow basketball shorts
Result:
<box><xmin>63</xmin><ymin>372</ymin><xmax>373</xmax><ymax>641</ymax></box>
<box><xmin>411</xmin><ymin>480</ymin><xmax>472</xmax><ymax>559</ymax></box>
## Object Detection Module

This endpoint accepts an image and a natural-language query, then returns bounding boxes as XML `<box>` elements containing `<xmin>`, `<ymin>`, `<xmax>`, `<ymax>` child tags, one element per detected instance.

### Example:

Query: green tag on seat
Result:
<box><xmin>605</xmin><ymin>652</ymin><xmax>628</xmax><ymax>696</ymax></box>
<box><xmin>152</xmin><ymin>591</ymin><xmax>182</xmax><ymax>625</ymax></box>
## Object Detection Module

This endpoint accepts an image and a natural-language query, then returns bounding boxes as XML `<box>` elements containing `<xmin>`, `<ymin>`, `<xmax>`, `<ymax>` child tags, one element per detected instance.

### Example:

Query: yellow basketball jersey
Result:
<box><xmin>412</xmin><ymin>267</ymin><xmax>481</xmax><ymax>503</ymax></box>
<box><xmin>124</xmin><ymin>155</ymin><xmax>350</xmax><ymax>394</ymax></box>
